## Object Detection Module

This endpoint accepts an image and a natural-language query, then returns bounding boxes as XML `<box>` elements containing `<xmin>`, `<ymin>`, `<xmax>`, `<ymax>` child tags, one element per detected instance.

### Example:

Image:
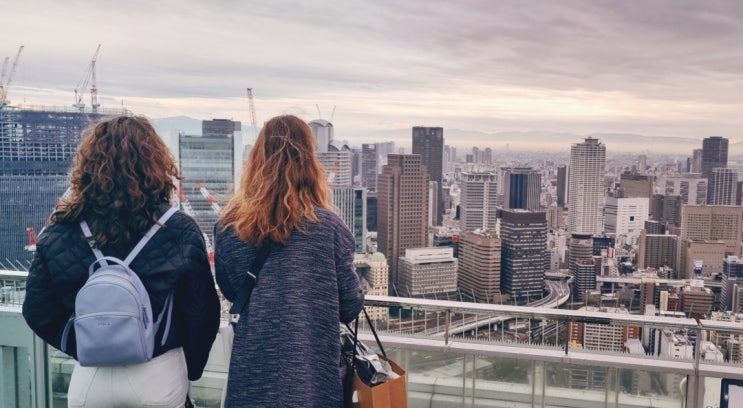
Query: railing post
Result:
<box><xmin>445</xmin><ymin>309</ymin><xmax>451</xmax><ymax>345</ymax></box>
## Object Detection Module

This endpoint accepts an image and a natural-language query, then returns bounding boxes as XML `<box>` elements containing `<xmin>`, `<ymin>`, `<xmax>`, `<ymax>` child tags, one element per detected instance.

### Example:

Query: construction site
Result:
<box><xmin>0</xmin><ymin>45</ymin><xmax>127</xmax><ymax>266</ymax></box>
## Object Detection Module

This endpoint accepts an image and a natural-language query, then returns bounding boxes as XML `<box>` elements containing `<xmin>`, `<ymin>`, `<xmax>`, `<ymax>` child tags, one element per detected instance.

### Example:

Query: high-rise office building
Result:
<box><xmin>680</xmin><ymin>205</ymin><xmax>742</xmax><ymax>256</ymax></box>
<box><xmin>603</xmin><ymin>197</ymin><xmax>649</xmax><ymax>235</ymax></box>
<box><xmin>377</xmin><ymin>154</ymin><xmax>429</xmax><ymax>294</ymax></box>
<box><xmin>691</xmin><ymin>149</ymin><xmax>703</xmax><ymax>173</ymax></box>
<box><xmin>502</xmin><ymin>167</ymin><xmax>541</xmax><ymax>211</ymax></box>
<box><xmin>459</xmin><ymin>171</ymin><xmax>498</xmax><ymax>231</ymax></box>
<box><xmin>361</xmin><ymin>143</ymin><xmax>378</xmax><ymax>191</ymax></box>
<box><xmin>332</xmin><ymin>187</ymin><xmax>367</xmax><ymax>254</ymax></box>
<box><xmin>618</xmin><ymin>173</ymin><xmax>653</xmax><ymax>199</ymax></box>
<box><xmin>397</xmin><ymin>247</ymin><xmax>458</xmax><ymax>297</ymax></box>
<box><xmin>701</xmin><ymin>136</ymin><xmax>728</xmax><ymax>193</ymax></box>
<box><xmin>0</xmin><ymin>107</ymin><xmax>113</xmax><ymax>265</ymax></box>
<box><xmin>499</xmin><ymin>209</ymin><xmax>547</xmax><ymax>301</ymax></box>
<box><xmin>177</xmin><ymin>120</ymin><xmax>241</xmax><ymax>247</ymax></box>
<box><xmin>661</xmin><ymin>173</ymin><xmax>707</xmax><ymax>205</ymax></box>
<box><xmin>568</xmin><ymin>233</ymin><xmax>597</xmax><ymax>302</ymax></box>
<box><xmin>709</xmin><ymin>168</ymin><xmax>738</xmax><ymax>205</ymax></box>
<box><xmin>412</xmin><ymin>127</ymin><xmax>444</xmax><ymax>225</ymax></box>
<box><xmin>568</xmin><ymin>137</ymin><xmax>606</xmax><ymax>235</ymax></box>
<box><xmin>721</xmin><ymin>256</ymin><xmax>743</xmax><ymax>313</ymax></box>
<box><xmin>638</xmin><ymin>155</ymin><xmax>647</xmax><ymax>175</ymax></box>
<box><xmin>678</xmin><ymin>204</ymin><xmax>742</xmax><ymax>278</ymax></box>
<box><xmin>457</xmin><ymin>230</ymin><xmax>501</xmax><ymax>303</ymax></box>
<box><xmin>556</xmin><ymin>165</ymin><xmax>567</xmax><ymax>208</ymax></box>
<box><xmin>637</xmin><ymin>231</ymin><xmax>678</xmax><ymax>271</ymax></box>
<box><xmin>309</xmin><ymin>119</ymin><xmax>353</xmax><ymax>188</ymax></box>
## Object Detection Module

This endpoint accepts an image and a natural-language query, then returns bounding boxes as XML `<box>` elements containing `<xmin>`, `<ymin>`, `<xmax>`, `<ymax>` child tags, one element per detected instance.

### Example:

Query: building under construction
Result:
<box><xmin>0</xmin><ymin>105</ymin><xmax>122</xmax><ymax>267</ymax></box>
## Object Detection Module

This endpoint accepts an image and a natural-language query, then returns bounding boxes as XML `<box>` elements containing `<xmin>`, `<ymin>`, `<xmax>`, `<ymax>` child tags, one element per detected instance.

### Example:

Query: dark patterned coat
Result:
<box><xmin>22</xmin><ymin>204</ymin><xmax>220</xmax><ymax>381</ymax></box>
<box><xmin>215</xmin><ymin>208</ymin><xmax>364</xmax><ymax>408</ymax></box>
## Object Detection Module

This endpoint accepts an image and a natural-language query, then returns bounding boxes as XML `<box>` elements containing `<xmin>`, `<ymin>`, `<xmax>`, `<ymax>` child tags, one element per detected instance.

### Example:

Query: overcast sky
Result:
<box><xmin>3</xmin><ymin>0</ymin><xmax>743</xmax><ymax>147</ymax></box>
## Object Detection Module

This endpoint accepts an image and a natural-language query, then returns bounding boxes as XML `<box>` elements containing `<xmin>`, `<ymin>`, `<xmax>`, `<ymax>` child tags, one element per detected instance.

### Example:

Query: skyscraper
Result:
<box><xmin>709</xmin><ymin>168</ymin><xmax>738</xmax><ymax>205</ymax></box>
<box><xmin>503</xmin><ymin>167</ymin><xmax>541</xmax><ymax>211</ymax></box>
<box><xmin>457</xmin><ymin>230</ymin><xmax>501</xmax><ymax>303</ymax></box>
<box><xmin>361</xmin><ymin>143</ymin><xmax>378</xmax><ymax>191</ymax></box>
<box><xmin>499</xmin><ymin>209</ymin><xmax>547</xmax><ymax>301</ymax></box>
<box><xmin>177</xmin><ymin>120</ymin><xmax>241</xmax><ymax>247</ymax></box>
<box><xmin>568</xmin><ymin>137</ymin><xmax>606</xmax><ymax>235</ymax></box>
<box><xmin>412</xmin><ymin>127</ymin><xmax>444</xmax><ymax>225</ymax></box>
<box><xmin>377</xmin><ymin>154</ymin><xmax>429</xmax><ymax>294</ymax></box>
<box><xmin>556</xmin><ymin>165</ymin><xmax>567</xmax><ymax>208</ymax></box>
<box><xmin>332</xmin><ymin>187</ymin><xmax>367</xmax><ymax>254</ymax></box>
<box><xmin>661</xmin><ymin>173</ymin><xmax>707</xmax><ymax>205</ymax></box>
<box><xmin>701</xmin><ymin>136</ymin><xmax>728</xmax><ymax>183</ymax></box>
<box><xmin>459</xmin><ymin>171</ymin><xmax>498</xmax><ymax>231</ymax></box>
<box><xmin>309</xmin><ymin>119</ymin><xmax>353</xmax><ymax>188</ymax></box>
<box><xmin>568</xmin><ymin>233</ymin><xmax>597</xmax><ymax>302</ymax></box>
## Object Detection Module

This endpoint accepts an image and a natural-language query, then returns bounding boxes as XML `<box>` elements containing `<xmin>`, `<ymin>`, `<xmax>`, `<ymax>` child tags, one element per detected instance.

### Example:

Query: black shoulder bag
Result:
<box><xmin>229</xmin><ymin>245</ymin><xmax>272</xmax><ymax>316</ymax></box>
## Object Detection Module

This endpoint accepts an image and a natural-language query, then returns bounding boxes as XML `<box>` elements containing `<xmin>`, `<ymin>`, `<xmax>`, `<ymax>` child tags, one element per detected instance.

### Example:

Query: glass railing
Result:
<box><xmin>3</xmin><ymin>269</ymin><xmax>743</xmax><ymax>408</ymax></box>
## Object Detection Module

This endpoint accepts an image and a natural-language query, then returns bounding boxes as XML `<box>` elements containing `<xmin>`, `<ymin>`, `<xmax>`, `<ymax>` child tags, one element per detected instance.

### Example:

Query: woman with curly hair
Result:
<box><xmin>215</xmin><ymin>114</ymin><xmax>364</xmax><ymax>407</ymax></box>
<box><xmin>23</xmin><ymin>115</ymin><xmax>220</xmax><ymax>407</ymax></box>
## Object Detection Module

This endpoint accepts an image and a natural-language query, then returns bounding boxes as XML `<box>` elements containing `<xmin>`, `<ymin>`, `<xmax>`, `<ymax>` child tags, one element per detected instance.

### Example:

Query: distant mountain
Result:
<box><xmin>151</xmin><ymin>117</ymin><xmax>709</xmax><ymax>155</ymax></box>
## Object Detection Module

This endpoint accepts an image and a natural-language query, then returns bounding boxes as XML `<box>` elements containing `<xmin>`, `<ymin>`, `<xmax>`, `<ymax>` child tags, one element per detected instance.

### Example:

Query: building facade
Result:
<box><xmin>397</xmin><ymin>247</ymin><xmax>458</xmax><ymax>296</ymax></box>
<box><xmin>459</xmin><ymin>171</ymin><xmax>498</xmax><ymax>231</ymax></box>
<box><xmin>499</xmin><ymin>209</ymin><xmax>547</xmax><ymax>301</ymax></box>
<box><xmin>377</xmin><ymin>154</ymin><xmax>429</xmax><ymax>294</ymax></box>
<box><xmin>568</xmin><ymin>137</ymin><xmax>606</xmax><ymax>235</ymax></box>
<box><xmin>457</xmin><ymin>230</ymin><xmax>501</xmax><ymax>303</ymax></box>
<box><xmin>412</xmin><ymin>127</ymin><xmax>444</xmax><ymax>225</ymax></box>
<box><xmin>0</xmin><ymin>107</ymin><xmax>113</xmax><ymax>265</ymax></box>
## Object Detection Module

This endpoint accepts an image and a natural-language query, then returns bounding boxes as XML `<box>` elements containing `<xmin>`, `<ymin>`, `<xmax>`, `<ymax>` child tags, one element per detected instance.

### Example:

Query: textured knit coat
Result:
<box><xmin>22</xmin><ymin>204</ymin><xmax>221</xmax><ymax>381</ymax></box>
<box><xmin>215</xmin><ymin>208</ymin><xmax>365</xmax><ymax>408</ymax></box>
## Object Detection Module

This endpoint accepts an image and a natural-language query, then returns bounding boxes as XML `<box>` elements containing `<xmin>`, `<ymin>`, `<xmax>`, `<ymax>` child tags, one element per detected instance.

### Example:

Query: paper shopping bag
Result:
<box><xmin>353</xmin><ymin>356</ymin><xmax>407</xmax><ymax>408</ymax></box>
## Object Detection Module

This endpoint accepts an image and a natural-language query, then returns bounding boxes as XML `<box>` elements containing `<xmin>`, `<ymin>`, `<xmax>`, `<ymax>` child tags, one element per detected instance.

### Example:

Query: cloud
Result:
<box><xmin>3</xmin><ymin>0</ymin><xmax>743</xmax><ymax>142</ymax></box>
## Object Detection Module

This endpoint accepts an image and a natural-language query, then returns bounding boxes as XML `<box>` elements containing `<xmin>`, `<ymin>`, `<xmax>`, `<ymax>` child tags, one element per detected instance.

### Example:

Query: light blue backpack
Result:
<box><xmin>61</xmin><ymin>207</ymin><xmax>178</xmax><ymax>366</ymax></box>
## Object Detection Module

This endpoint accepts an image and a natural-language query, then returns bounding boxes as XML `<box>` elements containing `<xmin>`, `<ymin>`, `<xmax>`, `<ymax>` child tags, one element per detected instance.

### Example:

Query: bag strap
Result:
<box><xmin>79</xmin><ymin>206</ymin><xmax>179</xmax><ymax>268</ymax></box>
<box><xmin>349</xmin><ymin>306</ymin><xmax>386</xmax><ymax>371</ymax></box>
<box><xmin>229</xmin><ymin>244</ymin><xmax>272</xmax><ymax>315</ymax></box>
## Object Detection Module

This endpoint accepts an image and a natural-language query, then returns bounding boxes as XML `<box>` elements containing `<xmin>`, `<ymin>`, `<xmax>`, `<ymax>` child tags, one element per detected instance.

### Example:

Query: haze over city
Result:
<box><xmin>3</xmin><ymin>0</ymin><xmax>743</xmax><ymax>150</ymax></box>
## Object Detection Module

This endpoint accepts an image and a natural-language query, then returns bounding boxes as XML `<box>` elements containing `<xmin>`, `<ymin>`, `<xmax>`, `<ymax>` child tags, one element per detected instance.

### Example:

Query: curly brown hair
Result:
<box><xmin>53</xmin><ymin>115</ymin><xmax>182</xmax><ymax>250</ymax></box>
<box><xmin>220</xmin><ymin>114</ymin><xmax>330</xmax><ymax>245</ymax></box>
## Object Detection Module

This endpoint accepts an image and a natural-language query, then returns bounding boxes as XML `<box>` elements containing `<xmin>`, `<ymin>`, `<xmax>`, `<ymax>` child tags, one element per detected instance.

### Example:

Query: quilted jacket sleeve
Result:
<box><xmin>175</xmin><ymin>216</ymin><xmax>221</xmax><ymax>381</ymax></box>
<box><xmin>22</xmin><ymin>230</ymin><xmax>78</xmax><ymax>355</ymax></box>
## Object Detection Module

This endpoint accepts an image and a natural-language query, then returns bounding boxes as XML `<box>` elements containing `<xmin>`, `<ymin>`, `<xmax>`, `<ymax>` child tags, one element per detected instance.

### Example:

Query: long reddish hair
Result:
<box><xmin>53</xmin><ymin>115</ymin><xmax>181</xmax><ymax>249</ymax></box>
<box><xmin>220</xmin><ymin>114</ymin><xmax>330</xmax><ymax>245</ymax></box>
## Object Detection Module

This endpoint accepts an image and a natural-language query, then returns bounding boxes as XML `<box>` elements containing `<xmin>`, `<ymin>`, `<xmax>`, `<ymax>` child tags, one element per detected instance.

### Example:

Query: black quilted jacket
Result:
<box><xmin>22</xmin><ymin>204</ymin><xmax>220</xmax><ymax>381</ymax></box>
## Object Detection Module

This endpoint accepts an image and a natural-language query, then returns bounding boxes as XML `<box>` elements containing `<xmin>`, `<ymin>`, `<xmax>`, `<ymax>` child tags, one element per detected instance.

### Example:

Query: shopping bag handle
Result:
<box><xmin>346</xmin><ymin>306</ymin><xmax>386</xmax><ymax>371</ymax></box>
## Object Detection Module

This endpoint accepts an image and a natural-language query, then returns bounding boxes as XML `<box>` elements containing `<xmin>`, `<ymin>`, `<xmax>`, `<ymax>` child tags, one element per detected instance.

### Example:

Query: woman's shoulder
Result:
<box><xmin>314</xmin><ymin>206</ymin><xmax>345</xmax><ymax>226</ymax></box>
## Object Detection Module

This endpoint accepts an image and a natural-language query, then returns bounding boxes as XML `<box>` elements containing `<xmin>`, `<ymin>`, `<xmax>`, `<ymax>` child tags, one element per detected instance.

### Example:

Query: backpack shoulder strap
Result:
<box><xmin>80</xmin><ymin>220</ymin><xmax>106</xmax><ymax>263</ymax></box>
<box><xmin>122</xmin><ymin>207</ymin><xmax>179</xmax><ymax>265</ymax></box>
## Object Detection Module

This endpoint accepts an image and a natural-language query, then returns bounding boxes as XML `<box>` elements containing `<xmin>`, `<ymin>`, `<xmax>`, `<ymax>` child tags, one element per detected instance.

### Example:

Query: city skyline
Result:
<box><xmin>3</xmin><ymin>0</ymin><xmax>743</xmax><ymax>149</ymax></box>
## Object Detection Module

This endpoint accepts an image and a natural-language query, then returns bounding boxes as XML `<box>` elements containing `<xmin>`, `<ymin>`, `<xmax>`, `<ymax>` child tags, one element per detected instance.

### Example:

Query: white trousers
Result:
<box><xmin>67</xmin><ymin>347</ymin><xmax>189</xmax><ymax>408</ymax></box>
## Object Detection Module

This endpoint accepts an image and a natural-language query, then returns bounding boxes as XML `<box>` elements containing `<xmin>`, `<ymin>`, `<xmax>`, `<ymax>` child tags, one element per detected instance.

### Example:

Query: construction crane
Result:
<box><xmin>25</xmin><ymin>227</ymin><xmax>38</xmax><ymax>252</ymax></box>
<box><xmin>327</xmin><ymin>160</ymin><xmax>340</xmax><ymax>185</ymax></box>
<box><xmin>0</xmin><ymin>45</ymin><xmax>24</xmax><ymax>108</ymax></box>
<box><xmin>0</xmin><ymin>57</ymin><xmax>9</xmax><ymax>84</ymax></box>
<box><xmin>74</xmin><ymin>44</ymin><xmax>101</xmax><ymax>112</ymax></box>
<box><xmin>246</xmin><ymin>87</ymin><xmax>257</xmax><ymax>129</ymax></box>
<box><xmin>178</xmin><ymin>184</ymin><xmax>215</xmax><ymax>264</ymax></box>
<box><xmin>195</xmin><ymin>180</ymin><xmax>222</xmax><ymax>215</ymax></box>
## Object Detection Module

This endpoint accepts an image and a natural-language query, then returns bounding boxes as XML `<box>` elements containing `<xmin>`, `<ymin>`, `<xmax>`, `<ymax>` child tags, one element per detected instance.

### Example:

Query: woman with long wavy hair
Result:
<box><xmin>23</xmin><ymin>115</ymin><xmax>220</xmax><ymax>407</ymax></box>
<box><xmin>215</xmin><ymin>114</ymin><xmax>364</xmax><ymax>408</ymax></box>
